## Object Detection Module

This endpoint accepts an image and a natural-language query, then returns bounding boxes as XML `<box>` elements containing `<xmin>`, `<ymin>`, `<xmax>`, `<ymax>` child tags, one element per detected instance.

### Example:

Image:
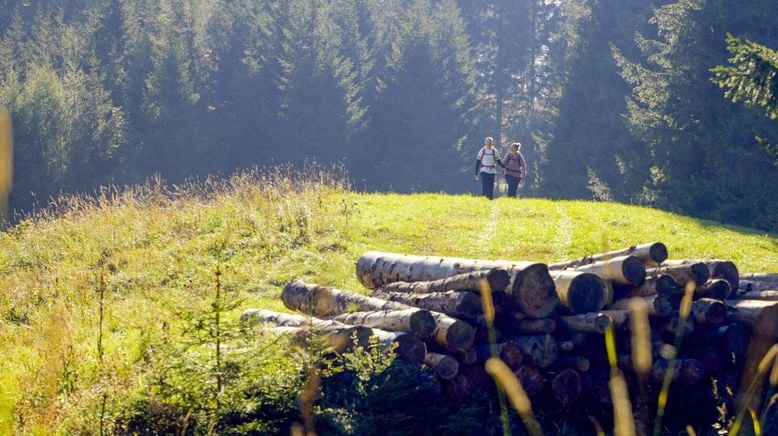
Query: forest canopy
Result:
<box><xmin>1</xmin><ymin>0</ymin><xmax>777</xmax><ymax>231</ymax></box>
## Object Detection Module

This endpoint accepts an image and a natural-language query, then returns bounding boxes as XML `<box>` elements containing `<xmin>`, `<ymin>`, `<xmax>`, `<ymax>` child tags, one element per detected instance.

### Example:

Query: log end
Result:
<box><xmin>623</xmin><ymin>255</ymin><xmax>647</xmax><ymax>285</ymax></box>
<box><xmin>410</xmin><ymin>310</ymin><xmax>437</xmax><ymax>338</ymax></box>
<box><xmin>649</xmin><ymin>242</ymin><xmax>669</xmax><ymax>265</ymax></box>
<box><xmin>566</xmin><ymin>273</ymin><xmax>608</xmax><ymax>314</ymax></box>
<box><xmin>551</xmin><ymin>368</ymin><xmax>582</xmax><ymax>405</ymax></box>
<box><xmin>486</xmin><ymin>268</ymin><xmax>511</xmax><ymax>293</ymax></box>
<box><xmin>711</xmin><ymin>260</ymin><xmax>739</xmax><ymax>294</ymax></box>
<box><xmin>393</xmin><ymin>333</ymin><xmax>427</xmax><ymax>366</ymax></box>
<box><xmin>690</xmin><ymin>262</ymin><xmax>711</xmax><ymax>286</ymax></box>
<box><xmin>444</xmin><ymin>320</ymin><xmax>475</xmax><ymax>352</ymax></box>
<box><xmin>513</xmin><ymin>263</ymin><xmax>559</xmax><ymax>318</ymax></box>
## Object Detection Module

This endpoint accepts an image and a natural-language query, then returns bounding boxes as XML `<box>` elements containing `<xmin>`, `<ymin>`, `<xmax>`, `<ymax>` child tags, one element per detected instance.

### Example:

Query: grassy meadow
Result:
<box><xmin>1</xmin><ymin>168</ymin><xmax>776</xmax><ymax>434</ymax></box>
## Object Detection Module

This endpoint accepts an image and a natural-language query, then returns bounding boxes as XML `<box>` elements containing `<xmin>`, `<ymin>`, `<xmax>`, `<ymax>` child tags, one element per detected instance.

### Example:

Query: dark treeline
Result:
<box><xmin>1</xmin><ymin>0</ymin><xmax>777</xmax><ymax>231</ymax></box>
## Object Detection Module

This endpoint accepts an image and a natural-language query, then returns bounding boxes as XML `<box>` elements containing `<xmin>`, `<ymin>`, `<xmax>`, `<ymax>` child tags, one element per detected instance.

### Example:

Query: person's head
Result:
<box><xmin>511</xmin><ymin>142</ymin><xmax>521</xmax><ymax>153</ymax></box>
<box><xmin>484</xmin><ymin>137</ymin><xmax>494</xmax><ymax>148</ymax></box>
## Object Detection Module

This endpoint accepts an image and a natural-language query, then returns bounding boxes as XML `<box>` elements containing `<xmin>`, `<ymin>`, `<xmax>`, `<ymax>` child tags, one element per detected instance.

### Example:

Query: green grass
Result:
<box><xmin>0</xmin><ymin>169</ymin><xmax>776</xmax><ymax>433</ymax></box>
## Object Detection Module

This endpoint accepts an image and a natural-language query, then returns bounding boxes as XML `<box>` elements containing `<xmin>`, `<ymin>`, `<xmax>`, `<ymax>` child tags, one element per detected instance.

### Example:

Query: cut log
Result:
<box><xmin>725</xmin><ymin>299</ymin><xmax>778</xmax><ymax>339</ymax></box>
<box><xmin>429</xmin><ymin>312</ymin><xmax>476</xmax><ymax>352</ymax></box>
<box><xmin>514</xmin><ymin>364</ymin><xmax>546</xmax><ymax>396</ymax></box>
<box><xmin>560</xmin><ymin>356</ymin><xmax>591</xmax><ymax>372</ymax></box>
<box><xmin>510</xmin><ymin>334</ymin><xmax>559</xmax><ymax>368</ymax></box>
<box><xmin>333</xmin><ymin>308</ymin><xmax>437</xmax><ymax>338</ymax></box>
<box><xmin>737</xmin><ymin>290</ymin><xmax>778</xmax><ymax>300</ymax></box>
<box><xmin>702</xmin><ymin>260</ymin><xmax>739</xmax><ymax>293</ymax></box>
<box><xmin>691</xmin><ymin>298</ymin><xmax>727</xmax><ymax>324</ymax></box>
<box><xmin>372</xmin><ymin>290</ymin><xmax>482</xmax><ymax>319</ymax></box>
<box><xmin>614</xmin><ymin>274</ymin><xmax>680</xmax><ymax>300</ymax></box>
<box><xmin>241</xmin><ymin>308</ymin><xmax>345</xmax><ymax>329</ymax></box>
<box><xmin>610</xmin><ymin>295</ymin><xmax>673</xmax><ymax>317</ymax></box>
<box><xmin>597</xmin><ymin>309</ymin><xmax>631</xmax><ymax>326</ymax></box>
<box><xmin>378</xmin><ymin>268</ymin><xmax>511</xmax><ymax>294</ymax></box>
<box><xmin>281</xmin><ymin>280</ymin><xmax>405</xmax><ymax>316</ymax></box>
<box><xmin>651</xmin><ymin>260</ymin><xmax>710</xmax><ymax>286</ymax></box>
<box><xmin>424</xmin><ymin>352</ymin><xmax>460</xmax><ymax>380</ymax></box>
<box><xmin>574</xmin><ymin>255</ymin><xmax>647</xmax><ymax>286</ymax></box>
<box><xmin>739</xmin><ymin>273</ymin><xmax>778</xmax><ymax>293</ymax></box>
<box><xmin>548</xmin><ymin>242</ymin><xmax>668</xmax><ymax>270</ymax></box>
<box><xmin>552</xmin><ymin>368</ymin><xmax>583</xmax><ymax>405</ymax></box>
<box><xmin>357</xmin><ymin>251</ymin><xmax>537</xmax><ymax>288</ymax></box>
<box><xmin>457</xmin><ymin>347</ymin><xmax>478</xmax><ymax>365</ymax></box>
<box><xmin>550</xmin><ymin>270</ymin><xmax>609</xmax><ymax>314</ymax></box>
<box><xmin>475</xmin><ymin>342</ymin><xmax>524</xmax><ymax>369</ymax></box>
<box><xmin>503</xmin><ymin>314</ymin><xmax>557</xmax><ymax>334</ymax></box>
<box><xmin>694</xmin><ymin>279</ymin><xmax>731</xmax><ymax>300</ymax></box>
<box><xmin>560</xmin><ymin>312</ymin><xmax>614</xmax><ymax>334</ymax></box>
<box><xmin>356</xmin><ymin>252</ymin><xmax>558</xmax><ymax>318</ymax></box>
<box><xmin>679</xmin><ymin>359</ymin><xmax>705</xmax><ymax>385</ymax></box>
<box><xmin>371</xmin><ymin>329</ymin><xmax>427</xmax><ymax>366</ymax></box>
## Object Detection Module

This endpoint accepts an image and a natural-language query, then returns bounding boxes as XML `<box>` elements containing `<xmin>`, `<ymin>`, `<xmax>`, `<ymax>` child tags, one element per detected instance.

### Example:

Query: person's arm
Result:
<box><xmin>519</xmin><ymin>154</ymin><xmax>527</xmax><ymax>177</ymax></box>
<box><xmin>474</xmin><ymin>149</ymin><xmax>483</xmax><ymax>176</ymax></box>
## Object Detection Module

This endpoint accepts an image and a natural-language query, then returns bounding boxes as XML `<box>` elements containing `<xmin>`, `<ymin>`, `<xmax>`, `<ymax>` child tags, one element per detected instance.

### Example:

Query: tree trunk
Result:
<box><xmin>241</xmin><ymin>308</ymin><xmax>345</xmax><ymax>329</ymax></box>
<box><xmin>333</xmin><ymin>308</ymin><xmax>437</xmax><ymax>338</ymax></box>
<box><xmin>651</xmin><ymin>260</ymin><xmax>710</xmax><ymax>286</ymax></box>
<box><xmin>552</xmin><ymin>368</ymin><xmax>583</xmax><ymax>405</ymax></box>
<box><xmin>597</xmin><ymin>309</ymin><xmax>631</xmax><ymax>326</ymax></box>
<box><xmin>738</xmin><ymin>273</ymin><xmax>778</xmax><ymax>293</ymax></box>
<box><xmin>703</xmin><ymin>260</ymin><xmax>739</xmax><ymax>292</ymax></box>
<box><xmin>371</xmin><ymin>329</ymin><xmax>427</xmax><ymax>366</ymax></box>
<box><xmin>378</xmin><ymin>268</ymin><xmax>511</xmax><ymax>294</ymax></box>
<box><xmin>614</xmin><ymin>274</ymin><xmax>680</xmax><ymax>300</ymax></box>
<box><xmin>509</xmin><ymin>334</ymin><xmax>559</xmax><ymax>368</ymax></box>
<box><xmin>549</xmin><ymin>242</ymin><xmax>668</xmax><ymax>270</ymax></box>
<box><xmin>691</xmin><ymin>298</ymin><xmax>727</xmax><ymax>325</ymax></box>
<box><xmin>574</xmin><ymin>255</ymin><xmax>647</xmax><ymax>286</ymax></box>
<box><xmin>266</xmin><ymin>325</ymin><xmax>372</xmax><ymax>353</ymax></box>
<box><xmin>694</xmin><ymin>279</ymin><xmax>731</xmax><ymax>300</ymax></box>
<box><xmin>551</xmin><ymin>270</ymin><xmax>609</xmax><ymax>314</ymax></box>
<box><xmin>429</xmin><ymin>312</ymin><xmax>476</xmax><ymax>352</ymax></box>
<box><xmin>281</xmin><ymin>280</ymin><xmax>405</xmax><ymax>317</ymax></box>
<box><xmin>610</xmin><ymin>295</ymin><xmax>673</xmax><ymax>317</ymax></box>
<box><xmin>425</xmin><ymin>352</ymin><xmax>460</xmax><ymax>380</ymax></box>
<box><xmin>561</xmin><ymin>312</ymin><xmax>614</xmax><ymax>334</ymax></box>
<box><xmin>372</xmin><ymin>290</ymin><xmax>482</xmax><ymax>319</ymax></box>
<box><xmin>725</xmin><ymin>299</ymin><xmax>778</xmax><ymax>339</ymax></box>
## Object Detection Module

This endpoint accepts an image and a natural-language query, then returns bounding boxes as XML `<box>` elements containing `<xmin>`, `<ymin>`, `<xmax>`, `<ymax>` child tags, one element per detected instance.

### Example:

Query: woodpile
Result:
<box><xmin>242</xmin><ymin>242</ymin><xmax>778</xmax><ymax>430</ymax></box>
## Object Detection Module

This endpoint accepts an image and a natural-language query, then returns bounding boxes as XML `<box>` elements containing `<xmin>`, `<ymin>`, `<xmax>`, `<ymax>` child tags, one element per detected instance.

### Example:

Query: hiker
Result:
<box><xmin>474</xmin><ymin>136</ymin><xmax>502</xmax><ymax>199</ymax></box>
<box><xmin>501</xmin><ymin>142</ymin><xmax>527</xmax><ymax>198</ymax></box>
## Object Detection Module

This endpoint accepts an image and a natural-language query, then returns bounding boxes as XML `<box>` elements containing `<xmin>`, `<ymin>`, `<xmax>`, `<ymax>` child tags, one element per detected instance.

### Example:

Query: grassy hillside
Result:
<box><xmin>1</xmin><ymin>168</ymin><xmax>776</xmax><ymax>433</ymax></box>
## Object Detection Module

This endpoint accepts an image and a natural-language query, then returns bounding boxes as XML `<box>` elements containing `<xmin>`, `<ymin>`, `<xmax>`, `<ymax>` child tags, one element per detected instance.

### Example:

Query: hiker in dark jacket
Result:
<box><xmin>474</xmin><ymin>137</ymin><xmax>502</xmax><ymax>199</ymax></box>
<box><xmin>500</xmin><ymin>142</ymin><xmax>527</xmax><ymax>198</ymax></box>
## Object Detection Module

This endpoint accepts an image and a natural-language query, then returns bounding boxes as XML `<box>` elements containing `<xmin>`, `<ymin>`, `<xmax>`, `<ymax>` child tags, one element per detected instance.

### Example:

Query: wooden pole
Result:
<box><xmin>574</xmin><ymin>255</ymin><xmax>647</xmax><ymax>286</ymax></box>
<box><xmin>550</xmin><ymin>270</ymin><xmax>609</xmax><ymax>314</ymax></box>
<box><xmin>281</xmin><ymin>280</ymin><xmax>405</xmax><ymax>316</ymax></box>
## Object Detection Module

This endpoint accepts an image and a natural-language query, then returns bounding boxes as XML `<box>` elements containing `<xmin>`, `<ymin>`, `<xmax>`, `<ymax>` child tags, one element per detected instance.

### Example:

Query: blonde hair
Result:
<box><xmin>511</xmin><ymin>142</ymin><xmax>521</xmax><ymax>150</ymax></box>
<box><xmin>484</xmin><ymin>137</ymin><xmax>494</xmax><ymax>145</ymax></box>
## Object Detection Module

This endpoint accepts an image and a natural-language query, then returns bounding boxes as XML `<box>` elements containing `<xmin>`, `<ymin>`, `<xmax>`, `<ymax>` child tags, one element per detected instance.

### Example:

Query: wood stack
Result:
<box><xmin>242</xmin><ymin>242</ymin><xmax>778</xmax><ymax>429</ymax></box>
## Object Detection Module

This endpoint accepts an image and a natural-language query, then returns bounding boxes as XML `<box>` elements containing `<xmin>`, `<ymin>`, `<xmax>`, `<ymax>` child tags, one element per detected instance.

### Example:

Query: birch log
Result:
<box><xmin>548</xmin><ymin>242</ymin><xmax>668</xmax><ymax>270</ymax></box>
<box><xmin>561</xmin><ymin>312</ymin><xmax>614</xmax><ymax>334</ymax></box>
<box><xmin>610</xmin><ymin>295</ymin><xmax>673</xmax><ymax>317</ymax></box>
<box><xmin>691</xmin><ymin>298</ymin><xmax>727</xmax><ymax>324</ymax></box>
<box><xmin>429</xmin><ymin>312</ymin><xmax>476</xmax><ymax>352</ymax></box>
<box><xmin>378</xmin><ymin>268</ymin><xmax>511</xmax><ymax>294</ymax></box>
<box><xmin>371</xmin><ymin>329</ymin><xmax>427</xmax><ymax>366</ymax></box>
<box><xmin>333</xmin><ymin>309</ymin><xmax>437</xmax><ymax>338</ymax></box>
<box><xmin>550</xmin><ymin>270</ymin><xmax>609</xmax><ymax>314</ymax></box>
<box><xmin>281</xmin><ymin>280</ymin><xmax>405</xmax><ymax>316</ymax></box>
<box><xmin>574</xmin><ymin>255</ymin><xmax>647</xmax><ymax>286</ymax></box>
<box><xmin>266</xmin><ymin>326</ymin><xmax>371</xmax><ymax>353</ymax></box>
<box><xmin>738</xmin><ymin>273</ymin><xmax>778</xmax><ymax>293</ymax></box>
<box><xmin>614</xmin><ymin>275</ymin><xmax>679</xmax><ymax>300</ymax></box>
<box><xmin>510</xmin><ymin>334</ymin><xmax>559</xmax><ymax>368</ymax></box>
<box><xmin>651</xmin><ymin>260</ymin><xmax>710</xmax><ymax>286</ymax></box>
<box><xmin>372</xmin><ymin>290</ymin><xmax>482</xmax><ymax>319</ymax></box>
<box><xmin>694</xmin><ymin>279</ymin><xmax>731</xmax><ymax>300</ymax></box>
<box><xmin>702</xmin><ymin>260</ymin><xmax>739</xmax><ymax>292</ymax></box>
<box><xmin>737</xmin><ymin>290</ymin><xmax>778</xmax><ymax>300</ymax></box>
<box><xmin>424</xmin><ymin>352</ymin><xmax>460</xmax><ymax>380</ymax></box>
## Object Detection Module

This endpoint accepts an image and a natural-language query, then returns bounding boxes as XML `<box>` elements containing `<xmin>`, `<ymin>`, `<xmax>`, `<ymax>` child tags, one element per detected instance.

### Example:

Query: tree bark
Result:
<box><xmin>610</xmin><ymin>295</ymin><xmax>673</xmax><ymax>317</ymax></box>
<box><xmin>509</xmin><ymin>334</ymin><xmax>559</xmax><ymax>368</ymax></box>
<box><xmin>281</xmin><ymin>280</ymin><xmax>405</xmax><ymax>317</ymax></box>
<box><xmin>372</xmin><ymin>290</ymin><xmax>482</xmax><ymax>319</ymax></box>
<box><xmin>738</xmin><ymin>273</ymin><xmax>778</xmax><ymax>293</ymax></box>
<box><xmin>333</xmin><ymin>308</ymin><xmax>437</xmax><ymax>338</ymax></box>
<box><xmin>265</xmin><ymin>325</ymin><xmax>372</xmax><ymax>353</ymax></box>
<box><xmin>378</xmin><ymin>268</ymin><xmax>511</xmax><ymax>294</ymax></box>
<box><xmin>650</xmin><ymin>260</ymin><xmax>710</xmax><ymax>286</ymax></box>
<box><xmin>561</xmin><ymin>312</ymin><xmax>614</xmax><ymax>334</ymax></box>
<box><xmin>614</xmin><ymin>274</ymin><xmax>680</xmax><ymax>300</ymax></box>
<box><xmin>549</xmin><ymin>242</ymin><xmax>668</xmax><ymax>270</ymax></box>
<box><xmin>241</xmin><ymin>308</ymin><xmax>345</xmax><ymax>329</ymax></box>
<box><xmin>737</xmin><ymin>290</ymin><xmax>778</xmax><ymax>300</ymax></box>
<box><xmin>551</xmin><ymin>270</ymin><xmax>609</xmax><ymax>314</ymax></box>
<box><xmin>425</xmin><ymin>352</ymin><xmax>460</xmax><ymax>380</ymax></box>
<box><xmin>725</xmin><ymin>299</ymin><xmax>778</xmax><ymax>339</ymax></box>
<box><xmin>355</xmin><ymin>252</ymin><xmax>558</xmax><ymax>317</ymax></box>
<box><xmin>574</xmin><ymin>255</ymin><xmax>647</xmax><ymax>286</ymax></box>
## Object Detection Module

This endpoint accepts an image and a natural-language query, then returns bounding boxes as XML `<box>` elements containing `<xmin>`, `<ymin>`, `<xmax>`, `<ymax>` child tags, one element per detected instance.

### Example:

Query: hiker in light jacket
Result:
<box><xmin>475</xmin><ymin>137</ymin><xmax>502</xmax><ymax>199</ymax></box>
<box><xmin>500</xmin><ymin>142</ymin><xmax>527</xmax><ymax>198</ymax></box>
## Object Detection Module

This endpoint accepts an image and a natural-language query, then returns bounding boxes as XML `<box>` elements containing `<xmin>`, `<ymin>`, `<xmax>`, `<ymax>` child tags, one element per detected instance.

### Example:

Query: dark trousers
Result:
<box><xmin>480</xmin><ymin>172</ymin><xmax>495</xmax><ymax>199</ymax></box>
<box><xmin>506</xmin><ymin>175</ymin><xmax>521</xmax><ymax>197</ymax></box>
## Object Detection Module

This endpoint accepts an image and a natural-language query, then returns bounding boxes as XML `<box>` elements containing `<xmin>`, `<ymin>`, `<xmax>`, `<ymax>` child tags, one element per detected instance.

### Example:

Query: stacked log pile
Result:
<box><xmin>242</xmin><ymin>242</ymin><xmax>778</xmax><ymax>429</ymax></box>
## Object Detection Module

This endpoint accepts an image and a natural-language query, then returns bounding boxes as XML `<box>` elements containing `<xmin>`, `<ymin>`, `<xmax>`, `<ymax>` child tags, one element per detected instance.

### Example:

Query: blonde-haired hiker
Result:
<box><xmin>501</xmin><ymin>142</ymin><xmax>527</xmax><ymax>198</ymax></box>
<box><xmin>474</xmin><ymin>137</ymin><xmax>502</xmax><ymax>199</ymax></box>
